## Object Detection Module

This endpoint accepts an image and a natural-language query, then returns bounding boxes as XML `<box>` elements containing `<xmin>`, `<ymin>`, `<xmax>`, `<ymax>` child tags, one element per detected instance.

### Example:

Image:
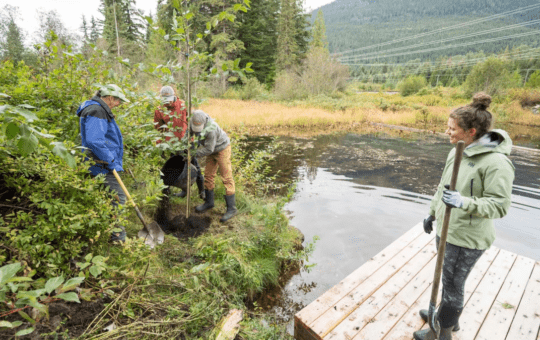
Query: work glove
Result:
<box><xmin>442</xmin><ymin>184</ymin><xmax>464</xmax><ymax>209</ymax></box>
<box><xmin>423</xmin><ymin>215</ymin><xmax>435</xmax><ymax>234</ymax></box>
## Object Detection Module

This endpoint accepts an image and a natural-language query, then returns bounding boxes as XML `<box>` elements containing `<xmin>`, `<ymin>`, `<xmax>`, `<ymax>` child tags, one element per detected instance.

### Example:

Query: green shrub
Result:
<box><xmin>273</xmin><ymin>71</ymin><xmax>306</xmax><ymax>101</ymax></box>
<box><xmin>238</xmin><ymin>77</ymin><xmax>266</xmax><ymax>100</ymax></box>
<box><xmin>398</xmin><ymin>76</ymin><xmax>427</xmax><ymax>96</ymax></box>
<box><xmin>525</xmin><ymin>70</ymin><xmax>540</xmax><ymax>88</ymax></box>
<box><xmin>0</xmin><ymin>155</ymin><xmax>118</xmax><ymax>276</ymax></box>
<box><xmin>463</xmin><ymin>57</ymin><xmax>513</xmax><ymax>97</ymax></box>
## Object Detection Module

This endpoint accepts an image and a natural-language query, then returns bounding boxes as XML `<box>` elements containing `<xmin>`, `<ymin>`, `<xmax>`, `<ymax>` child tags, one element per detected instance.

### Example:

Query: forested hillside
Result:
<box><xmin>314</xmin><ymin>0</ymin><xmax>540</xmax><ymax>62</ymax></box>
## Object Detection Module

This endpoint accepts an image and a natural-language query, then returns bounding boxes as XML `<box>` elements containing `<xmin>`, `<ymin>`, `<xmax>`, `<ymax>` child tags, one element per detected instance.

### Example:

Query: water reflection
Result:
<box><xmin>260</xmin><ymin>132</ymin><xmax>540</xmax><ymax>334</ymax></box>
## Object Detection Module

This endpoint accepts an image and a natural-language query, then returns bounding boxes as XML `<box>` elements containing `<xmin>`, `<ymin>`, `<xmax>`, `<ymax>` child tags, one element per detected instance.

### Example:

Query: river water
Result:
<box><xmin>256</xmin><ymin>132</ymin><xmax>540</xmax><ymax>334</ymax></box>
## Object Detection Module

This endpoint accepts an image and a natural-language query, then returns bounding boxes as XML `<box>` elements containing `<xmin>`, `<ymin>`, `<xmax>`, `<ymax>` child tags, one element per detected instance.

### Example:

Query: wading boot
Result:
<box><xmin>173</xmin><ymin>190</ymin><xmax>187</xmax><ymax>198</ymax></box>
<box><xmin>195</xmin><ymin>189</ymin><xmax>214</xmax><ymax>213</ymax></box>
<box><xmin>220</xmin><ymin>194</ymin><xmax>238</xmax><ymax>222</ymax></box>
<box><xmin>419</xmin><ymin>309</ymin><xmax>460</xmax><ymax>331</ymax></box>
<box><xmin>196</xmin><ymin>175</ymin><xmax>206</xmax><ymax>200</ymax></box>
<box><xmin>110</xmin><ymin>226</ymin><xmax>126</xmax><ymax>243</ymax></box>
<box><xmin>413</xmin><ymin>327</ymin><xmax>453</xmax><ymax>340</ymax></box>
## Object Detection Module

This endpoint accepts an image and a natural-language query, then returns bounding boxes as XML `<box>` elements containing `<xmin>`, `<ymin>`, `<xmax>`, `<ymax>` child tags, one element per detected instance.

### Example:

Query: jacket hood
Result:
<box><xmin>463</xmin><ymin>129</ymin><xmax>512</xmax><ymax>157</ymax></box>
<box><xmin>76</xmin><ymin>96</ymin><xmax>114</xmax><ymax>119</ymax></box>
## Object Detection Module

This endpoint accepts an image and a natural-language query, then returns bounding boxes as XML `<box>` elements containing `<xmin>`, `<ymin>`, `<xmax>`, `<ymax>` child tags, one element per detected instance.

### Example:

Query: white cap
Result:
<box><xmin>160</xmin><ymin>85</ymin><xmax>175</xmax><ymax>104</ymax></box>
<box><xmin>191</xmin><ymin>110</ymin><xmax>207</xmax><ymax>133</ymax></box>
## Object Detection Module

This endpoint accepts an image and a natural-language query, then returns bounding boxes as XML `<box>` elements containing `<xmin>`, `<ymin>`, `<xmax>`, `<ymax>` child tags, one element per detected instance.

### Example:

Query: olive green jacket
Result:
<box><xmin>429</xmin><ymin>129</ymin><xmax>515</xmax><ymax>250</ymax></box>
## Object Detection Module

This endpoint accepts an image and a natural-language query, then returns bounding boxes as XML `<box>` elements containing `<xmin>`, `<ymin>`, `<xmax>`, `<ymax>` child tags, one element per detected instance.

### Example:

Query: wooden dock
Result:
<box><xmin>294</xmin><ymin>223</ymin><xmax>540</xmax><ymax>340</ymax></box>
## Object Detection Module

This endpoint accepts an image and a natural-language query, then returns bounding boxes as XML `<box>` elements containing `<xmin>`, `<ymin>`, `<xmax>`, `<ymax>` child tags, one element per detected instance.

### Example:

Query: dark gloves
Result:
<box><xmin>423</xmin><ymin>215</ymin><xmax>435</xmax><ymax>234</ymax></box>
<box><xmin>442</xmin><ymin>184</ymin><xmax>464</xmax><ymax>209</ymax></box>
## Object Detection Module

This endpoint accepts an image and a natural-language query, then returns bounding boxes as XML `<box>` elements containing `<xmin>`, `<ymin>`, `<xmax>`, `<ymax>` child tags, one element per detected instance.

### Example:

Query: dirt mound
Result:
<box><xmin>155</xmin><ymin>189</ymin><xmax>212</xmax><ymax>239</ymax></box>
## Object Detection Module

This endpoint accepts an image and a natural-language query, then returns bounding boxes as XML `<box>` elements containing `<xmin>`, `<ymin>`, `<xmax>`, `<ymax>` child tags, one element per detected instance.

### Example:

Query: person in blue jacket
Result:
<box><xmin>76</xmin><ymin>84</ymin><xmax>130</xmax><ymax>242</ymax></box>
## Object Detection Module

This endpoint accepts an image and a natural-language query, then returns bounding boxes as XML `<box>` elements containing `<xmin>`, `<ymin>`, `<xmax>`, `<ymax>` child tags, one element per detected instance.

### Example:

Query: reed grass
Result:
<box><xmin>199</xmin><ymin>90</ymin><xmax>540</xmax><ymax>137</ymax></box>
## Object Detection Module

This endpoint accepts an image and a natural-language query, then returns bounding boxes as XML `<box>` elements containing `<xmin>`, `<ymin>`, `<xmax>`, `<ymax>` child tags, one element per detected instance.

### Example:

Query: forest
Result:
<box><xmin>316</xmin><ymin>0</ymin><xmax>540</xmax><ymax>62</ymax></box>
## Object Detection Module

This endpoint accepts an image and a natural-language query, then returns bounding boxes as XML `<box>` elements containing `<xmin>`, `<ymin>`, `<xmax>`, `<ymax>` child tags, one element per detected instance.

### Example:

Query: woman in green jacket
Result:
<box><xmin>414</xmin><ymin>93</ymin><xmax>515</xmax><ymax>340</ymax></box>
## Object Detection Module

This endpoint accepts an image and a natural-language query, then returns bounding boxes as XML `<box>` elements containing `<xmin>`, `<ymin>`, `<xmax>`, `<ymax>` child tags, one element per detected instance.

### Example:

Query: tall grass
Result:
<box><xmin>199</xmin><ymin>87</ymin><xmax>540</xmax><ymax>136</ymax></box>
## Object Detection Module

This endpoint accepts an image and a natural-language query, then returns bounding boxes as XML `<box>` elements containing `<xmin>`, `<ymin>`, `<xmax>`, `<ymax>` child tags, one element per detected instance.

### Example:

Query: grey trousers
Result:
<box><xmin>104</xmin><ymin>172</ymin><xmax>126</xmax><ymax>207</ymax></box>
<box><xmin>436</xmin><ymin>236</ymin><xmax>485</xmax><ymax>309</ymax></box>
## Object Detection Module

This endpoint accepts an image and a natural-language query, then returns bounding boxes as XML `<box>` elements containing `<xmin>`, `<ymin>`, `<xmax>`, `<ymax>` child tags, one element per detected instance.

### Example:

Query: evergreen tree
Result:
<box><xmin>276</xmin><ymin>0</ymin><xmax>310</xmax><ymax>71</ymax></box>
<box><xmin>294</xmin><ymin>0</ymin><xmax>310</xmax><ymax>59</ymax></box>
<box><xmin>311</xmin><ymin>10</ymin><xmax>328</xmax><ymax>51</ymax></box>
<box><xmin>99</xmin><ymin>0</ymin><xmax>145</xmax><ymax>55</ymax></box>
<box><xmin>238</xmin><ymin>0</ymin><xmax>280</xmax><ymax>83</ymax></box>
<box><xmin>276</xmin><ymin>0</ymin><xmax>299</xmax><ymax>71</ymax></box>
<box><xmin>90</xmin><ymin>16</ymin><xmax>100</xmax><ymax>44</ymax></box>
<box><xmin>81</xmin><ymin>15</ymin><xmax>90</xmax><ymax>42</ymax></box>
<box><xmin>0</xmin><ymin>5</ymin><xmax>26</xmax><ymax>63</ymax></box>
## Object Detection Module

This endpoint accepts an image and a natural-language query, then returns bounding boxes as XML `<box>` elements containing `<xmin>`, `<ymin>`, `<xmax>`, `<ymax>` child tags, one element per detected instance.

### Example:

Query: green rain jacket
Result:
<box><xmin>429</xmin><ymin>129</ymin><xmax>515</xmax><ymax>250</ymax></box>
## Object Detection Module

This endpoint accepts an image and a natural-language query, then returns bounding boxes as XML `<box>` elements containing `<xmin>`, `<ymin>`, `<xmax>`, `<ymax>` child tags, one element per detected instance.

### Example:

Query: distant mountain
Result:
<box><xmin>313</xmin><ymin>0</ymin><xmax>540</xmax><ymax>62</ymax></box>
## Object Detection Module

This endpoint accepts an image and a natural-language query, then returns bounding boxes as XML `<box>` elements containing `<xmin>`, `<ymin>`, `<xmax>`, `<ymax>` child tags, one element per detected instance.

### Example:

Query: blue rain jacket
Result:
<box><xmin>77</xmin><ymin>96</ymin><xmax>124</xmax><ymax>175</ymax></box>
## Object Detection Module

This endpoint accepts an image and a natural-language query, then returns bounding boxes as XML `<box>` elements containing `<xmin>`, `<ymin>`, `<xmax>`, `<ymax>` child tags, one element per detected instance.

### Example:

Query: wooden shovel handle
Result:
<box><xmin>112</xmin><ymin>169</ymin><xmax>150</xmax><ymax>232</ymax></box>
<box><xmin>430</xmin><ymin>141</ymin><xmax>466</xmax><ymax>303</ymax></box>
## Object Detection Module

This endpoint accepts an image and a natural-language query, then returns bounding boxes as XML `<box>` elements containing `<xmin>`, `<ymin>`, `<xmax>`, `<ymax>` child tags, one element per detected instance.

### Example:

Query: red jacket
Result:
<box><xmin>154</xmin><ymin>99</ymin><xmax>188</xmax><ymax>144</ymax></box>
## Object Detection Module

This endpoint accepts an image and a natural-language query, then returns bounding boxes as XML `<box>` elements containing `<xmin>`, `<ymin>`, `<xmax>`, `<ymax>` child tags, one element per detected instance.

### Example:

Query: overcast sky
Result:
<box><xmin>0</xmin><ymin>0</ymin><xmax>335</xmax><ymax>41</ymax></box>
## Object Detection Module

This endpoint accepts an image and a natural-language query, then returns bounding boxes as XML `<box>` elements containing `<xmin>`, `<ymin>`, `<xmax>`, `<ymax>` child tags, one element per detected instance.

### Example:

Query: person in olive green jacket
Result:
<box><xmin>414</xmin><ymin>92</ymin><xmax>515</xmax><ymax>340</ymax></box>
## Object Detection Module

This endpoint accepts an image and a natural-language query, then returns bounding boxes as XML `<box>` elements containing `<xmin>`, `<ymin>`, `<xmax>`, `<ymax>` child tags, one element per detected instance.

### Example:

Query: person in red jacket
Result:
<box><xmin>154</xmin><ymin>86</ymin><xmax>205</xmax><ymax>199</ymax></box>
<box><xmin>154</xmin><ymin>85</ymin><xmax>188</xmax><ymax>143</ymax></box>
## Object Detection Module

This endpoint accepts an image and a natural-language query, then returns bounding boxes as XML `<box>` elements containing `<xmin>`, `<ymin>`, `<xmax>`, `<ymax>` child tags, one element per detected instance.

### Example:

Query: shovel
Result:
<box><xmin>427</xmin><ymin>140</ymin><xmax>465</xmax><ymax>338</ymax></box>
<box><xmin>111</xmin><ymin>169</ymin><xmax>165</xmax><ymax>248</ymax></box>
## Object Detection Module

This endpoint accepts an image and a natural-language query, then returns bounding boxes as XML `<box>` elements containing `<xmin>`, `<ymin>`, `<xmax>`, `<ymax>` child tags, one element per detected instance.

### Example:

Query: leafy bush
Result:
<box><xmin>238</xmin><ymin>77</ymin><xmax>267</xmax><ymax>100</ymax></box>
<box><xmin>507</xmin><ymin>88</ymin><xmax>540</xmax><ymax>107</ymax></box>
<box><xmin>0</xmin><ymin>155</ymin><xmax>118</xmax><ymax>276</ymax></box>
<box><xmin>398</xmin><ymin>76</ymin><xmax>427</xmax><ymax>96</ymax></box>
<box><xmin>273</xmin><ymin>71</ymin><xmax>306</xmax><ymax>101</ymax></box>
<box><xmin>463</xmin><ymin>57</ymin><xmax>514</xmax><ymax>97</ymax></box>
<box><xmin>525</xmin><ymin>70</ymin><xmax>540</xmax><ymax>88</ymax></box>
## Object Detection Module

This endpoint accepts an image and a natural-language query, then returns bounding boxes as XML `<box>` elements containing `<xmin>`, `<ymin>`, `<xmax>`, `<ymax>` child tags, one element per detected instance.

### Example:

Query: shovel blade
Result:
<box><xmin>138</xmin><ymin>221</ymin><xmax>165</xmax><ymax>248</ymax></box>
<box><xmin>428</xmin><ymin>302</ymin><xmax>441</xmax><ymax>338</ymax></box>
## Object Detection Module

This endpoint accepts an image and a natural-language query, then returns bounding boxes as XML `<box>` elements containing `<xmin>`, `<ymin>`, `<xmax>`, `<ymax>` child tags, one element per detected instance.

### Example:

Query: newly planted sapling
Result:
<box><xmin>143</xmin><ymin>0</ymin><xmax>253</xmax><ymax>216</ymax></box>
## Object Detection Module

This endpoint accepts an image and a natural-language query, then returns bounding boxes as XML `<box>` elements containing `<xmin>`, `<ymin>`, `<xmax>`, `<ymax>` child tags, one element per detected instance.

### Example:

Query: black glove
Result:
<box><xmin>423</xmin><ymin>215</ymin><xmax>435</xmax><ymax>234</ymax></box>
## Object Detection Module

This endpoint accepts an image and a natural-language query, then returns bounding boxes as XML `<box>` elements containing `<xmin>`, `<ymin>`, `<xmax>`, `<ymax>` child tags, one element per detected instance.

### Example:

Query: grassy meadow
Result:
<box><xmin>200</xmin><ymin>85</ymin><xmax>540</xmax><ymax>145</ymax></box>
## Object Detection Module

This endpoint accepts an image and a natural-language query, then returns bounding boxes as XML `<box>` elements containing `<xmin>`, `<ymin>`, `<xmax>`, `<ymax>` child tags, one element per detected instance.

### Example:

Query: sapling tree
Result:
<box><xmin>142</xmin><ymin>0</ymin><xmax>253</xmax><ymax>217</ymax></box>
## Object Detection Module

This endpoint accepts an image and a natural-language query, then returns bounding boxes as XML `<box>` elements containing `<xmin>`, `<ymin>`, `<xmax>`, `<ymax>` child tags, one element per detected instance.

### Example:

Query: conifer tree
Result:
<box><xmin>81</xmin><ymin>15</ymin><xmax>90</xmax><ymax>42</ymax></box>
<box><xmin>90</xmin><ymin>16</ymin><xmax>100</xmax><ymax>43</ymax></box>
<box><xmin>238</xmin><ymin>0</ymin><xmax>279</xmax><ymax>83</ymax></box>
<box><xmin>276</xmin><ymin>0</ymin><xmax>310</xmax><ymax>71</ymax></box>
<box><xmin>311</xmin><ymin>10</ymin><xmax>328</xmax><ymax>51</ymax></box>
<box><xmin>0</xmin><ymin>5</ymin><xmax>26</xmax><ymax>63</ymax></box>
<box><xmin>276</xmin><ymin>0</ymin><xmax>299</xmax><ymax>71</ymax></box>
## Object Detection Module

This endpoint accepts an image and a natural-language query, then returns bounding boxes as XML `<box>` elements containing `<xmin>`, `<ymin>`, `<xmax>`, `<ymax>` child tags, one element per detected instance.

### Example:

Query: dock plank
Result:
<box><xmin>310</xmin><ymin>231</ymin><xmax>434</xmax><ymax>338</ymax></box>
<box><xmin>296</xmin><ymin>224</ymin><xmax>424</xmax><ymax>327</ymax></box>
<box><xmin>324</xmin><ymin>239</ymin><xmax>437</xmax><ymax>339</ymax></box>
<box><xmin>349</xmin><ymin>254</ymin><xmax>438</xmax><ymax>340</ymax></box>
<box><xmin>381</xmin><ymin>246</ymin><xmax>500</xmax><ymax>340</ymax></box>
<box><xmin>505</xmin><ymin>262</ymin><xmax>540</xmax><ymax>340</ymax></box>
<box><xmin>475</xmin><ymin>256</ymin><xmax>535</xmax><ymax>340</ymax></box>
<box><xmin>452</xmin><ymin>249</ymin><xmax>517</xmax><ymax>340</ymax></box>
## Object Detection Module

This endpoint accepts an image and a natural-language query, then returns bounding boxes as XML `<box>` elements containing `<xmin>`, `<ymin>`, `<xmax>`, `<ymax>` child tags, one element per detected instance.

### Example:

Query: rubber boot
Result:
<box><xmin>195</xmin><ymin>189</ymin><xmax>214</xmax><ymax>213</ymax></box>
<box><xmin>220</xmin><ymin>194</ymin><xmax>238</xmax><ymax>222</ymax></box>
<box><xmin>413</xmin><ymin>327</ymin><xmax>453</xmax><ymax>340</ymax></box>
<box><xmin>196</xmin><ymin>175</ymin><xmax>205</xmax><ymax>200</ymax></box>
<box><xmin>174</xmin><ymin>190</ymin><xmax>187</xmax><ymax>198</ymax></box>
<box><xmin>419</xmin><ymin>309</ymin><xmax>460</xmax><ymax>331</ymax></box>
<box><xmin>110</xmin><ymin>226</ymin><xmax>126</xmax><ymax>242</ymax></box>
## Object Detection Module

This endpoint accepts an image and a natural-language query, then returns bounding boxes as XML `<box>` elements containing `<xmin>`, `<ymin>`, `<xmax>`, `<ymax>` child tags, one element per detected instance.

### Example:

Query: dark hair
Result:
<box><xmin>449</xmin><ymin>92</ymin><xmax>493</xmax><ymax>140</ymax></box>
<box><xmin>94</xmin><ymin>89</ymin><xmax>102</xmax><ymax>97</ymax></box>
